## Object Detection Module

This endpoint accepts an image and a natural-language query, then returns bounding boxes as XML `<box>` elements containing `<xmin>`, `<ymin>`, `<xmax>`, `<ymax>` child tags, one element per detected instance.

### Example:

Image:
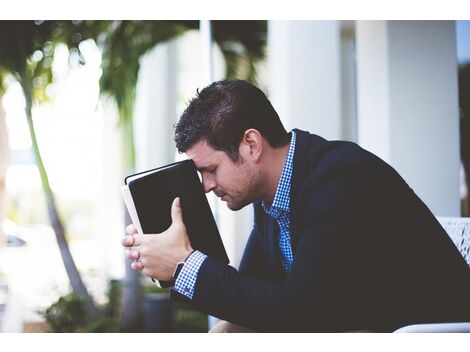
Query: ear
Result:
<box><xmin>239</xmin><ymin>129</ymin><xmax>263</xmax><ymax>163</ymax></box>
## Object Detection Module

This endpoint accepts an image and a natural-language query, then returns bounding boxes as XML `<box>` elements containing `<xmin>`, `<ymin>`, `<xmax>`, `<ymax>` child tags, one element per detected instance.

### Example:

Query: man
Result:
<box><xmin>122</xmin><ymin>79</ymin><xmax>470</xmax><ymax>332</ymax></box>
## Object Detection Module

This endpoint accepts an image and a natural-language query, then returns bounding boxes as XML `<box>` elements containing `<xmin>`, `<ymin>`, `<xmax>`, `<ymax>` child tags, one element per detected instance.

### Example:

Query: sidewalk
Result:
<box><xmin>0</xmin><ymin>240</ymin><xmax>114</xmax><ymax>333</ymax></box>
<box><xmin>0</xmin><ymin>280</ymin><xmax>24</xmax><ymax>333</ymax></box>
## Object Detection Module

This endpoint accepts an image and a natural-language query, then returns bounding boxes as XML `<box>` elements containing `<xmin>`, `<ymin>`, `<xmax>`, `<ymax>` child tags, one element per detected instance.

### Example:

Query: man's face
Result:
<box><xmin>186</xmin><ymin>139</ymin><xmax>262</xmax><ymax>211</ymax></box>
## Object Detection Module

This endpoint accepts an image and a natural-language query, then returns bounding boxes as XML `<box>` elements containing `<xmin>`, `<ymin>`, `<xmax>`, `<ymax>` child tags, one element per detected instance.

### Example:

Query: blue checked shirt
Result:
<box><xmin>174</xmin><ymin>250</ymin><xmax>207</xmax><ymax>299</ymax></box>
<box><xmin>261</xmin><ymin>131</ymin><xmax>296</xmax><ymax>272</ymax></box>
<box><xmin>174</xmin><ymin>131</ymin><xmax>297</xmax><ymax>299</ymax></box>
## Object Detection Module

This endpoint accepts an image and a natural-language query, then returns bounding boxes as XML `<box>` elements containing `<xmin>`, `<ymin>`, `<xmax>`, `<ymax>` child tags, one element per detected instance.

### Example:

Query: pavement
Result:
<box><xmin>0</xmin><ymin>239</ymin><xmax>114</xmax><ymax>332</ymax></box>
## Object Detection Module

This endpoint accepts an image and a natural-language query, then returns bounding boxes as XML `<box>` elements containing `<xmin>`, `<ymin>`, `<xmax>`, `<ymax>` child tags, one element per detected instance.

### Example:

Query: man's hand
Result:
<box><xmin>121</xmin><ymin>197</ymin><xmax>193</xmax><ymax>281</ymax></box>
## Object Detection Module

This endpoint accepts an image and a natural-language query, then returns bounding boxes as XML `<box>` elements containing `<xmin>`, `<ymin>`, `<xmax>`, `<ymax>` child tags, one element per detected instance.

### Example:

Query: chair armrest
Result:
<box><xmin>394</xmin><ymin>322</ymin><xmax>470</xmax><ymax>333</ymax></box>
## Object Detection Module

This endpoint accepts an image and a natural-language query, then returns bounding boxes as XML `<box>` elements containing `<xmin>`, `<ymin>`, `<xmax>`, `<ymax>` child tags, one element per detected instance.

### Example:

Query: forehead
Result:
<box><xmin>186</xmin><ymin>139</ymin><xmax>227</xmax><ymax>169</ymax></box>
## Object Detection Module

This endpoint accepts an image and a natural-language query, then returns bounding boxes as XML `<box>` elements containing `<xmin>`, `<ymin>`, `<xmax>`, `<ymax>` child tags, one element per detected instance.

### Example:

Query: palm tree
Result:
<box><xmin>95</xmin><ymin>21</ymin><xmax>193</xmax><ymax>330</ymax></box>
<box><xmin>0</xmin><ymin>20</ymin><xmax>267</xmax><ymax>329</ymax></box>
<box><xmin>96</xmin><ymin>20</ymin><xmax>267</xmax><ymax>330</ymax></box>
<box><xmin>0</xmin><ymin>21</ymin><xmax>100</xmax><ymax>315</ymax></box>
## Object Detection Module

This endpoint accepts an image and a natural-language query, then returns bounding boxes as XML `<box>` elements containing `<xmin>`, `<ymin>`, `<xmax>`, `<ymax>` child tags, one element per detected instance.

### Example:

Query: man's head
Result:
<box><xmin>174</xmin><ymin>79</ymin><xmax>290</xmax><ymax>210</ymax></box>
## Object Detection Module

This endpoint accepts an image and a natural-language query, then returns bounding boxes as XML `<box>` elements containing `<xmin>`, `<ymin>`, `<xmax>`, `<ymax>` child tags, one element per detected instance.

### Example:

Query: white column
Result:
<box><xmin>356</xmin><ymin>21</ymin><xmax>460</xmax><ymax>216</ymax></box>
<box><xmin>99</xmin><ymin>41</ymin><xmax>178</xmax><ymax>279</ymax></box>
<box><xmin>268</xmin><ymin>21</ymin><xmax>342</xmax><ymax>140</ymax></box>
<box><xmin>97</xmin><ymin>97</ymin><xmax>125</xmax><ymax>278</ymax></box>
<box><xmin>134</xmin><ymin>40</ymin><xmax>178</xmax><ymax>170</ymax></box>
<box><xmin>340</xmin><ymin>21</ymin><xmax>358</xmax><ymax>142</ymax></box>
<box><xmin>0</xmin><ymin>99</ymin><xmax>10</xmax><ymax>247</ymax></box>
<box><xmin>188</xmin><ymin>23</ymin><xmax>254</xmax><ymax>269</ymax></box>
<box><xmin>200</xmin><ymin>20</ymin><xmax>214</xmax><ymax>84</ymax></box>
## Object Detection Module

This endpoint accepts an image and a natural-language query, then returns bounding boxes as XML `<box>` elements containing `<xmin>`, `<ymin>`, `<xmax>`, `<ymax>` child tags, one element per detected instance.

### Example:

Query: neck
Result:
<box><xmin>260</xmin><ymin>141</ymin><xmax>291</xmax><ymax>204</ymax></box>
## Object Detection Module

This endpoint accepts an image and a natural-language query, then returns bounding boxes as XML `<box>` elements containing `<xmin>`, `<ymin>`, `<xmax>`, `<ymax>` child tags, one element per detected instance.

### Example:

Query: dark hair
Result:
<box><xmin>174</xmin><ymin>79</ymin><xmax>289</xmax><ymax>162</ymax></box>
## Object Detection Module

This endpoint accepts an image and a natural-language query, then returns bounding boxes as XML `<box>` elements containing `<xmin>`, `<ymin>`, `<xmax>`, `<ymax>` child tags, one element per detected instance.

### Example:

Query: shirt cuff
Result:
<box><xmin>174</xmin><ymin>250</ymin><xmax>207</xmax><ymax>300</ymax></box>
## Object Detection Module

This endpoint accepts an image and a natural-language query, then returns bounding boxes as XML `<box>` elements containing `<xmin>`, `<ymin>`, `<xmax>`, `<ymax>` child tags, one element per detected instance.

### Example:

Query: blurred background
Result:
<box><xmin>0</xmin><ymin>20</ymin><xmax>469</xmax><ymax>332</ymax></box>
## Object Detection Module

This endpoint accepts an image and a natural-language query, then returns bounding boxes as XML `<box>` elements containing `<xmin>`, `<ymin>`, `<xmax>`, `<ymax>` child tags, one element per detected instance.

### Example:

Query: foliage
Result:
<box><xmin>172</xmin><ymin>302</ymin><xmax>208</xmax><ymax>332</ymax></box>
<box><xmin>43</xmin><ymin>293</ymin><xmax>89</xmax><ymax>332</ymax></box>
<box><xmin>97</xmin><ymin>21</ymin><xmax>188</xmax><ymax>168</ymax></box>
<box><xmin>105</xmin><ymin>278</ymin><xmax>121</xmax><ymax>318</ymax></box>
<box><xmin>42</xmin><ymin>279</ymin><xmax>209</xmax><ymax>332</ymax></box>
<box><xmin>0</xmin><ymin>20</ymin><xmax>267</xmax><ymax>121</ymax></box>
<box><xmin>99</xmin><ymin>21</ymin><xmax>186</xmax><ymax>123</ymax></box>
<box><xmin>212</xmin><ymin>20</ymin><xmax>267</xmax><ymax>84</ymax></box>
<box><xmin>42</xmin><ymin>281</ymin><xmax>121</xmax><ymax>333</ymax></box>
<box><xmin>0</xmin><ymin>21</ymin><xmax>50</xmax><ymax>106</ymax></box>
<box><xmin>95</xmin><ymin>20</ymin><xmax>267</xmax><ymax>167</ymax></box>
<box><xmin>0</xmin><ymin>20</ymin><xmax>267</xmax><ymax>167</ymax></box>
<box><xmin>0</xmin><ymin>21</ymin><xmax>106</xmax><ymax>104</ymax></box>
<box><xmin>0</xmin><ymin>21</ymin><xmax>101</xmax><ymax>312</ymax></box>
<box><xmin>1</xmin><ymin>20</ymin><xmax>267</xmax><ymax>331</ymax></box>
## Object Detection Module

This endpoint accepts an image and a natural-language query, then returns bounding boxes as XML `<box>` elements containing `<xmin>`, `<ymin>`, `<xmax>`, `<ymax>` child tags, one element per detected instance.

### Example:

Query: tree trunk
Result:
<box><xmin>21</xmin><ymin>82</ymin><xmax>100</xmax><ymax>316</ymax></box>
<box><xmin>0</xmin><ymin>97</ymin><xmax>10</xmax><ymax>248</ymax></box>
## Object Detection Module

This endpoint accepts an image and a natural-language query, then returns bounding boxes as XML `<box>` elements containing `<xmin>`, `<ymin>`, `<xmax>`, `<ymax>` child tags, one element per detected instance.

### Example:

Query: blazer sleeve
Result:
<box><xmin>238</xmin><ymin>227</ymin><xmax>272</xmax><ymax>279</ymax></box>
<box><xmin>190</xmin><ymin>203</ymin><xmax>362</xmax><ymax>332</ymax></box>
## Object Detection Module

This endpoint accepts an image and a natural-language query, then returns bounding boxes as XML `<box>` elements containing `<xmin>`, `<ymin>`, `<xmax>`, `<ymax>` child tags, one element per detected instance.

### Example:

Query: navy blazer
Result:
<box><xmin>180</xmin><ymin>129</ymin><xmax>470</xmax><ymax>332</ymax></box>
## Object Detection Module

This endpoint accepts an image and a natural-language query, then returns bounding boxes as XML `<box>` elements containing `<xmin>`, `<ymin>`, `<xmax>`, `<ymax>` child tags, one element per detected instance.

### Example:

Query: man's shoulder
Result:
<box><xmin>292</xmin><ymin>129</ymin><xmax>379</xmax><ymax>179</ymax></box>
<box><xmin>291</xmin><ymin>129</ymin><xmax>400</xmax><ymax>208</ymax></box>
<box><xmin>293</xmin><ymin>128</ymin><xmax>366</xmax><ymax>157</ymax></box>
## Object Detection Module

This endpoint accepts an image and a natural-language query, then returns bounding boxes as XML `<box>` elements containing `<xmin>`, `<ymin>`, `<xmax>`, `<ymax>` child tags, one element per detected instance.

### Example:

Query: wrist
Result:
<box><xmin>182</xmin><ymin>246</ymin><xmax>194</xmax><ymax>261</ymax></box>
<box><xmin>172</xmin><ymin>249</ymin><xmax>196</xmax><ymax>280</ymax></box>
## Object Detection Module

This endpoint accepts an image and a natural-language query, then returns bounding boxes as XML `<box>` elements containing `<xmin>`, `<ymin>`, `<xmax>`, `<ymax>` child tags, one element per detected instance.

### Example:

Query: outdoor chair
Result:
<box><xmin>394</xmin><ymin>217</ymin><xmax>470</xmax><ymax>333</ymax></box>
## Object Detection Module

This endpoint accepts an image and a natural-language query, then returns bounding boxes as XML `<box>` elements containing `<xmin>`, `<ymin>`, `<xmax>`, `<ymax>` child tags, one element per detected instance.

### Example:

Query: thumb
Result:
<box><xmin>170</xmin><ymin>197</ymin><xmax>183</xmax><ymax>225</ymax></box>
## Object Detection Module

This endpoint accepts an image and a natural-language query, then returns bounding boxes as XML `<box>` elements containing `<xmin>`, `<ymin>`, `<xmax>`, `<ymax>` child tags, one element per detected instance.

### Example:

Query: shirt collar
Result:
<box><xmin>261</xmin><ymin>130</ymin><xmax>296</xmax><ymax>215</ymax></box>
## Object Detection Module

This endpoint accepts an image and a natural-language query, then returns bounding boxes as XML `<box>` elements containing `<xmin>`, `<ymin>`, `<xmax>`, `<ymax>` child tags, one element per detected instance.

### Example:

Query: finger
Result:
<box><xmin>131</xmin><ymin>261</ymin><xmax>143</xmax><ymax>271</ymax></box>
<box><xmin>125</xmin><ymin>249</ymin><xmax>139</xmax><ymax>260</ymax></box>
<box><xmin>132</xmin><ymin>234</ymin><xmax>143</xmax><ymax>246</ymax></box>
<box><xmin>126</xmin><ymin>224</ymin><xmax>138</xmax><ymax>236</ymax></box>
<box><xmin>170</xmin><ymin>197</ymin><xmax>183</xmax><ymax>225</ymax></box>
<box><xmin>122</xmin><ymin>235</ymin><xmax>135</xmax><ymax>247</ymax></box>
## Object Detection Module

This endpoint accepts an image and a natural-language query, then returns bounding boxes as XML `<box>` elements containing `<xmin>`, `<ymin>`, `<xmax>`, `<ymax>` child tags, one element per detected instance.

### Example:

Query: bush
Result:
<box><xmin>42</xmin><ymin>280</ymin><xmax>121</xmax><ymax>333</ymax></box>
<box><xmin>42</xmin><ymin>280</ymin><xmax>208</xmax><ymax>332</ymax></box>
<box><xmin>43</xmin><ymin>293</ymin><xmax>88</xmax><ymax>332</ymax></box>
<box><xmin>172</xmin><ymin>303</ymin><xmax>208</xmax><ymax>332</ymax></box>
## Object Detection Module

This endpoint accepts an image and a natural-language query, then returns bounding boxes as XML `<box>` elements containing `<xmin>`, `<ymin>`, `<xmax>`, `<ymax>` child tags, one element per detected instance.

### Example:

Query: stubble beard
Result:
<box><xmin>225</xmin><ymin>165</ymin><xmax>263</xmax><ymax>211</ymax></box>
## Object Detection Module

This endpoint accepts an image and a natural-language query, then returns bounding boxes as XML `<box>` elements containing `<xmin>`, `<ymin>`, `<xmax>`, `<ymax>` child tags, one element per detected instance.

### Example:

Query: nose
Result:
<box><xmin>202</xmin><ymin>174</ymin><xmax>216</xmax><ymax>194</ymax></box>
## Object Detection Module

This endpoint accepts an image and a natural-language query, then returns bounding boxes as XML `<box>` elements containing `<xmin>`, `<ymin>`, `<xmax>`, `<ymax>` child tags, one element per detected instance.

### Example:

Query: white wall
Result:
<box><xmin>268</xmin><ymin>21</ymin><xmax>342</xmax><ymax>140</ymax></box>
<box><xmin>134</xmin><ymin>40</ymin><xmax>178</xmax><ymax>170</ymax></box>
<box><xmin>356</xmin><ymin>21</ymin><xmax>460</xmax><ymax>216</ymax></box>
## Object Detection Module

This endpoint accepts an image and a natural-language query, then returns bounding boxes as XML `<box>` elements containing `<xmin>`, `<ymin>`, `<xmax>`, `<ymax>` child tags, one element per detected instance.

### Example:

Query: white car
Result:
<box><xmin>2</xmin><ymin>219</ymin><xmax>55</xmax><ymax>247</ymax></box>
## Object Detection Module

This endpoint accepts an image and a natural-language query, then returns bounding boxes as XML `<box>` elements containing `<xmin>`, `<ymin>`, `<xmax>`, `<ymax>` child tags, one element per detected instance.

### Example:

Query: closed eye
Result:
<box><xmin>199</xmin><ymin>165</ymin><xmax>216</xmax><ymax>173</ymax></box>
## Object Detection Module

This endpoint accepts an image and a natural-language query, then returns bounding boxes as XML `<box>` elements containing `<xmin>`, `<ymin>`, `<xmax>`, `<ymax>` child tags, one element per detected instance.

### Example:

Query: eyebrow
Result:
<box><xmin>197</xmin><ymin>164</ymin><xmax>215</xmax><ymax>172</ymax></box>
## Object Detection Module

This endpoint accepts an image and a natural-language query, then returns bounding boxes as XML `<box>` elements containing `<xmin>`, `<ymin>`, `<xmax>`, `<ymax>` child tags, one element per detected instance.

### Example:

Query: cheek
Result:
<box><xmin>215</xmin><ymin>168</ymin><xmax>232</xmax><ymax>189</ymax></box>
<box><xmin>225</xmin><ymin>167</ymin><xmax>247</xmax><ymax>191</ymax></box>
